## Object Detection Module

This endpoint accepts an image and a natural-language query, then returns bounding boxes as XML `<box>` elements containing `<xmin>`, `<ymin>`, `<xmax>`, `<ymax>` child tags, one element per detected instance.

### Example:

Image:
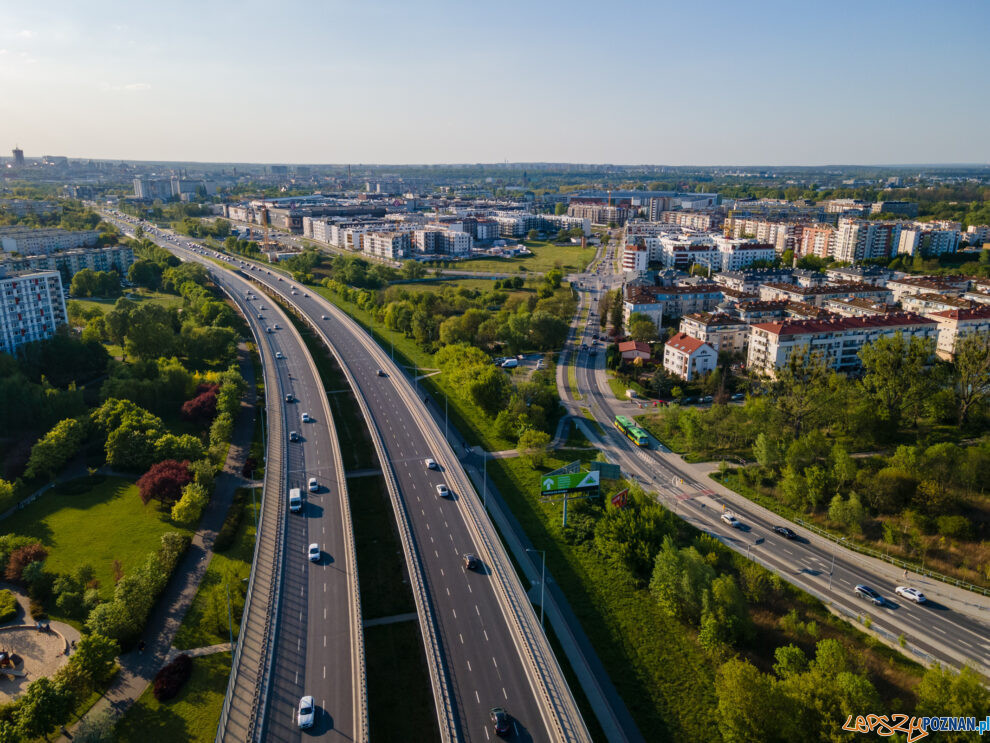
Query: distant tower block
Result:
<box><xmin>12</xmin><ymin>147</ymin><xmax>25</xmax><ymax>166</ymax></box>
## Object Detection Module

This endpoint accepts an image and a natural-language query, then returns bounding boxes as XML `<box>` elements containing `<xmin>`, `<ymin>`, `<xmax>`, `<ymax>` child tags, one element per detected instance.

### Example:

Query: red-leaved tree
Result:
<box><xmin>137</xmin><ymin>460</ymin><xmax>192</xmax><ymax>507</ymax></box>
<box><xmin>5</xmin><ymin>542</ymin><xmax>48</xmax><ymax>581</ymax></box>
<box><xmin>180</xmin><ymin>384</ymin><xmax>219</xmax><ymax>424</ymax></box>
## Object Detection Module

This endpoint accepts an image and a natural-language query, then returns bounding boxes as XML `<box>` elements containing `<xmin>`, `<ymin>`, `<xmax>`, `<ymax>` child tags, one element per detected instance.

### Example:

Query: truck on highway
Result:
<box><xmin>289</xmin><ymin>487</ymin><xmax>303</xmax><ymax>513</ymax></box>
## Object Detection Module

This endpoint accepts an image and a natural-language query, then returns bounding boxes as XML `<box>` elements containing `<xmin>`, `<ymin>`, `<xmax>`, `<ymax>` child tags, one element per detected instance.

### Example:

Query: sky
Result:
<box><xmin>2</xmin><ymin>0</ymin><xmax>988</xmax><ymax>166</ymax></box>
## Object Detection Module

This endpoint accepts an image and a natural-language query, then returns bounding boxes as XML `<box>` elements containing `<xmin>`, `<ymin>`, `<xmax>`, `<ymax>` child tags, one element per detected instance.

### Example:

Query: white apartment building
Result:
<box><xmin>926</xmin><ymin>306</ymin><xmax>990</xmax><ymax>360</ymax></box>
<box><xmin>712</xmin><ymin>237</ymin><xmax>777</xmax><ymax>271</ymax></box>
<box><xmin>746</xmin><ymin>313</ymin><xmax>938</xmax><ymax>377</ymax></box>
<box><xmin>1</xmin><ymin>246</ymin><xmax>135</xmax><ymax>284</ymax></box>
<box><xmin>663</xmin><ymin>332</ymin><xmax>718</xmax><ymax>381</ymax></box>
<box><xmin>896</xmin><ymin>226</ymin><xmax>961</xmax><ymax>257</ymax></box>
<box><xmin>623</xmin><ymin>284</ymin><xmax>723</xmax><ymax>325</ymax></box>
<box><xmin>964</xmin><ymin>225</ymin><xmax>989</xmax><ymax>245</ymax></box>
<box><xmin>621</xmin><ymin>244</ymin><xmax>649</xmax><ymax>273</ymax></box>
<box><xmin>679</xmin><ymin>312</ymin><xmax>749</xmax><ymax>353</ymax></box>
<box><xmin>900</xmin><ymin>293</ymin><xmax>973</xmax><ymax>315</ymax></box>
<box><xmin>833</xmin><ymin>219</ymin><xmax>902</xmax><ymax>263</ymax></box>
<box><xmin>886</xmin><ymin>276</ymin><xmax>971</xmax><ymax>303</ymax></box>
<box><xmin>758</xmin><ymin>282</ymin><xmax>891</xmax><ymax>308</ymax></box>
<box><xmin>413</xmin><ymin>229</ymin><xmax>472</xmax><ymax>256</ymax></box>
<box><xmin>362</xmin><ymin>231</ymin><xmax>411</xmax><ymax>261</ymax></box>
<box><xmin>798</xmin><ymin>225</ymin><xmax>836</xmax><ymax>259</ymax></box>
<box><xmin>723</xmin><ymin>218</ymin><xmax>807</xmax><ymax>253</ymax></box>
<box><xmin>0</xmin><ymin>271</ymin><xmax>67</xmax><ymax>355</ymax></box>
<box><xmin>0</xmin><ymin>228</ymin><xmax>101</xmax><ymax>256</ymax></box>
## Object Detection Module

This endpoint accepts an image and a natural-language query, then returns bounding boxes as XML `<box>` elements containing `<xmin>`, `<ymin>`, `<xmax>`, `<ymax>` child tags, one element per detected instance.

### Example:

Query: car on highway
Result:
<box><xmin>308</xmin><ymin>543</ymin><xmax>320</xmax><ymax>562</ymax></box>
<box><xmin>291</xmin><ymin>290</ymin><xmax>298</xmax><ymax>295</ymax></box>
<box><xmin>321</xmin><ymin>314</ymin><xmax>328</xmax><ymax>320</ymax></box>
<box><xmin>285</xmin><ymin>393</ymin><xmax>294</xmax><ymax>402</ymax></box>
<box><xmin>720</xmin><ymin>512</ymin><xmax>742</xmax><ymax>528</ymax></box>
<box><xmin>854</xmin><ymin>584</ymin><xmax>883</xmax><ymax>605</ymax></box>
<box><xmin>308</xmin><ymin>477</ymin><xmax>319</xmax><ymax>492</ymax></box>
<box><xmin>257</xmin><ymin>313</ymin><xmax>263</xmax><ymax>319</ymax></box>
<box><xmin>424</xmin><ymin>458</ymin><xmax>437</xmax><ymax>469</ymax></box>
<box><xmin>275</xmin><ymin>351</ymin><xmax>284</xmax><ymax>359</ymax></box>
<box><xmin>289</xmin><ymin>431</ymin><xmax>300</xmax><ymax>442</ymax></box>
<box><xmin>266</xmin><ymin>327</ymin><xmax>273</xmax><ymax>334</ymax></box>
<box><xmin>436</xmin><ymin>484</ymin><xmax>449</xmax><ymax>497</ymax></box>
<box><xmin>490</xmin><ymin>707</ymin><xmax>511</xmax><ymax>737</ymax></box>
<box><xmin>772</xmin><ymin>525</ymin><xmax>796</xmax><ymax>539</ymax></box>
<box><xmin>376</xmin><ymin>369</ymin><xmax>386</xmax><ymax>377</ymax></box>
<box><xmin>463</xmin><ymin>553</ymin><xmax>479</xmax><ymax>570</ymax></box>
<box><xmin>301</xmin><ymin>412</ymin><xmax>312</xmax><ymax>423</ymax></box>
<box><xmin>895</xmin><ymin>586</ymin><xmax>927</xmax><ymax>603</ymax></box>
<box><xmin>297</xmin><ymin>695</ymin><xmax>315</xmax><ymax>729</ymax></box>
<box><xmin>274</xmin><ymin>323</ymin><xmax>280</xmax><ymax>329</ymax></box>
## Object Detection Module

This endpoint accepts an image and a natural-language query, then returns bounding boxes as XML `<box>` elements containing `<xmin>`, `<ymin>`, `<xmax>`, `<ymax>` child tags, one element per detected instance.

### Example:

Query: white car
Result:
<box><xmin>297</xmin><ymin>695</ymin><xmax>315</xmax><ymax>728</ymax></box>
<box><xmin>308</xmin><ymin>543</ymin><xmax>320</xmax><ymax>562</ymax></box>
<box><xmin>424</xmin><ymin>458</ymin><xmax>437</xmax><ymax>470</ymax></box>
<box><xmin>321</xmin><ymin>314</ymin><xmax>328</xmax><ymax>320</ymax></box>
<box><xmin>301</xmin><ymin>412</ymin><xmax>311</xmax><ymax>423</ymax></box>
<box><xmin>308</xmin><ymin>477</ymin><xmax>319</xmax><ymax>492</ymax></box>
<box><xmin>275</xmin><ymin>351</ymin><xmax>284</xmax><ymax>359</ymax></box>
<box><xmin>720</xmin><ymin>512</ymin><xmax>742</xmax><ymax>528</ymax></box>
<box><xmin>436</xmin><ymin>484</ymin><xmax>449</xmax><ymax>497</ymax></box>
<box><xmin>895</xmin><ymin>586</ymin><xmax>927</xmax><ymax>603</ymax></box>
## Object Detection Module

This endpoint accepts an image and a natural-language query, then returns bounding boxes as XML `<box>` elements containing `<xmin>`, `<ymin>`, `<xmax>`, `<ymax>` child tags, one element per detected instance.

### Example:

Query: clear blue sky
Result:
<box><xmin>3</xmin><ymin>0</ymin><xmax>988</xmax><ymax>165</ymax></box>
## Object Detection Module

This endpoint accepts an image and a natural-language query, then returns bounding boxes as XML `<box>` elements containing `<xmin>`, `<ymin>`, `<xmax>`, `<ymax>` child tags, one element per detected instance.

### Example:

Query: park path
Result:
<box><xmin>59</xmin><ymin>342</ymin><xmax>258</xmax><ymax>741</ymax></box>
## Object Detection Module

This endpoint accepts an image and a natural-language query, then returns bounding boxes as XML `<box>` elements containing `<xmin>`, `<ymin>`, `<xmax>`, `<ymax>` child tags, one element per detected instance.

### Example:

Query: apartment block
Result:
<box><xmin>824</xmin><ymin>265</ymin><xmax>890</xmax><ymax>286</ymax></box>
<box><xmin>622</xmin><ymin>283</ymin><xmax>722</xmax><ymax>325</ymax></box>
<box><xmin>621</xmin><ymin>244</ymin><xmax>649</xmax><ymax>273</ymax></box>
<box><xmin>0</xmin><ymin>227</ymin><xmax>101</xmax><ymax>256</ymax></box>
<box><xmin>714</xmin><ymin>268</ymin><xmax>795</xmax><ymax>294</ymax></box>
<box><xmin>713</xmin><ymin>239</ymin><xmax>777</xmax><ymax>271</ymax></box>
<box><xmin>1</xmin><ymin>246</ymin><xmax>135</xmax><ymax>285</ymax></box>
<box><xmin>758</xmin><ymin>281</ymin><xmax>891</xmax><ymax>307</ymax></box>
<box><xmin>833</xmin><ymin>219</ymin><xmax>902</xmax><ymax>263</ymax></box>
<box><xmin>679</xmin><ymin>312</ymin><xmax>749</xmax><ymax>353</ymax></box>
<box><xmin>886</xmin><ymin>275</ymin><xmax>971</xmax><ymax>303</ymax></box>
<box><xmin>362</xmin><ymin>231</ymin><xmax>411</xmax><ymax>260</ymax></box>
<box><xmin>896</xmin><ymin>225</ymin><xmax>961</xmax><ymax>257</ymax></box>
<box><xmin>132</xmin><ymin>177</ymin><xmax>173</xmax><ymax>201</ymax></box>
<box><xmin>0</xmin><ymin>200</ymin><xmax>60</xmax><ymax>217</ymax></box>
<box><xmin>747</xmin><ymin>313</ymin><xmax>938</xmax><ymax>377</ymax></box>
<box><xmin>0</xmin><ymin>270</ymin><xmax>67</xmax><ymax>355</ymax></box>
<box><xmin>964</xmin><ymin>225</ymin><xmax>989</xmax><ymax>245</ymax></box>
<box><xmin>659</xmin><ymin>210</ymin><xmax>723</xmax><ymax>231</ymax></box>
<box><xmin>566</xmin><ymin>203</ymin><xmax>629</xmax><ymax>226</ymax></box>
<box><xmin>871</xmin><ymin>201</ymin><xmax>919</xmax><ymax>218</ymax></box>
<box><xmin>824</xmin><ymin>297</ymin><xmax>897</xmax><ymax>317</ymax></box>
<box><xmin>901</xmin><ymin>293</ymin><xmax>974</xmax><ymax>315</ymax></box>
<box><xmin>664</xmin><ymin>333</ymin><xmax>717</xmax><ymax>381</ymax></box>
<box><xmin>927</xmin><ymin>306</ymin><xmax>990</xmax><ymax>360</ymax></box>
<box><xmin>798</xmin><ymin>225</ymin><xmax>836</xmax><ymax>258</ymax></box>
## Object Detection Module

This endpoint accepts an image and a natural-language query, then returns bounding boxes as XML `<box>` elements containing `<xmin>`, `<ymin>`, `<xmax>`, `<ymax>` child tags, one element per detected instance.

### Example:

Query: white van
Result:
<box><xmin>289</xmin><ymin>487</ymin><xmax>303</xmax><ymax>513</ymax></box>
<box><xmin>501</xmin><ymin>358</ymin><xmax>519</xmax><ymax>369</ymax></box>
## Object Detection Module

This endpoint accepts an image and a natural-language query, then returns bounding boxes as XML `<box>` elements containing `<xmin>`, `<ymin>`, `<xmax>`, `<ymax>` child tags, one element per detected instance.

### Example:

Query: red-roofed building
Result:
<box><xmin>664</xmin><ymin>332</ymin><xmax>717</xmax><ymax>380</ymax></box>
<box><xmin>926</xmin><ymin>305</ymin><xmax>990</xmax><ymax>360</ymax></box>
<box><xmin>618</xmin><ymin>340</ymin><xmax>652</xmax><ymax>361</ymax></box>
<box><xmin>746</xmin><ymin>312</ymin><xmax>938</xmax><ymax>377</ymax></box>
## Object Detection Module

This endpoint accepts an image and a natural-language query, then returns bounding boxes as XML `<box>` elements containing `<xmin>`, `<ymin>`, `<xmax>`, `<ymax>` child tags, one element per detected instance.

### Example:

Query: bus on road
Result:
<box><xmin>614</xmin><ymin>415</ymin><xmax>650</xmax><ymax>447</ymax></box>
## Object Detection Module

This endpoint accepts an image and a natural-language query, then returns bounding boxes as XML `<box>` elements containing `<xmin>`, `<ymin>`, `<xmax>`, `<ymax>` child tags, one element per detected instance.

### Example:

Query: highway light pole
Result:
<box><xmin>482</xmin><ymin>454</ymin><xmax>487</xmax><ymax>508</ymax></box>
<box><xmin>526</xmin><ymin>548</ymin><xmax>546</xmax><ymax>629</ymax></box>
<box><xmin>829</xmin><ymin>537</ymin><xmax>847</xmax><ymax>591</ymax></box>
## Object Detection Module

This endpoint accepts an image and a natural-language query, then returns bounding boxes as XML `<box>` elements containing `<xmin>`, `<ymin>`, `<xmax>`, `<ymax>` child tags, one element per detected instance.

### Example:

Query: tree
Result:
<box><xmin>125</xmin><ymin>303</ymin><xmax>175</xmax><ymax>360</ymax></box>
<box><xmin>628</xmin><ymin>313</ymin><xmax>658</xmax><ymax>342</ymax></box>
<box><xmin>609</xmin><ymin>289</ymin><xmax>624</xmax><ymax>335</ymax></box>
<box><xmin>153</xmin><ymin>433</ymin><xmax>205</xmax><ymax>463</ymax></box>
<box><xmin>69</xmin><ymin>633</ymin><xmax>120</xmax><ymax>687</ymax></box>
<box><xmin>85</xmin><ymin>595</ymin><xmax>138</xmax><ymax>641</ymax></box>
<box><xmin>5</xmin><ymin>542</ymin><xmax>47</xmax><ymax>581</ymax></box>
<box><xmin>181</xmin><ymin>384</ymin><xmax>218</xmax><ymax>423</ymax></box>
<box><xmin>137</xmin><ymin>460</ymin><xmax>192</xmax><ymax>507</ymax></box>
<box><xmin>517</xmin><ymin>430</ymin><xmax>551</xmax><ymax>467</ymax></box>
<box><xmin>104</xmin><ymin>296</ymin><xmax>136</xmax><ymax>349</ymax></box>
<box><xmin>858</xmin><ymin>333</ymin><xmax>934</xmax><ymax>429</ymax></box>
<box><xmin>829</xmin><ymin>444</ymin><xmax>856</xmax><ymax>490</ymax></box>
<box><xmin>526</xmin><ymin>229</ymin><xmax>539</xmax><ymax>240</ymax></box>
<box><xmin>14</xmin><ymin>676</ymin><xmax>75</xmax><ymax>741</ymax></box>
<box><xmin>916</xmin><ymin>665</ymin><xmax>989</xmax><ymax>738</ymax></box>
<box><xmin>752</xmin><ymin>433</ymin><xmax>782</xmax><ymax>472</ymax></box>
<box><xmin>715</xmin><ymin>659</ymin><xmax>797</xmax><ymax>743</ymax></box>
<box><xmin>467</xmin><ymin>365</ymin><xmax>512</xmax><ymax>416</ymax></box>
<box><xmin>952</xmin><ymin>333</ymin><xmax>990</xmax><ymax>425</ymax></box>
<box><xmin>171</xmin><ymin>482</ymin><xmax>210</xmax><ymax>525</ymax></box>
<box><xmin>25</xmin><ymin>417</ymin><xmax>86</xmax><ymax>480</ymax></box>
<box><xmin>770</xmin><ymin>349</ymin><xmax>832</xmax><ymax>438</ymax></box>
<box><xmin>74</xmin><ymin>708</ymin><xmax>116</xmax><ymax>743</ymax></box>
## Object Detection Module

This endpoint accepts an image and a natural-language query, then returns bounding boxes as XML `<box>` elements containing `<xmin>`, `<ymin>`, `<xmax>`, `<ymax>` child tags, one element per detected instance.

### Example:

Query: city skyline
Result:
<box><xmin>3</xmin><ymin>0</ymin><xmax>988</xmax><ymax>165</ymax></box>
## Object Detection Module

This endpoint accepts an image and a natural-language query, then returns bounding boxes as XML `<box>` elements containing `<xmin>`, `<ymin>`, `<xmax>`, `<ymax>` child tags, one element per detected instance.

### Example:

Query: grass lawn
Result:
<box><xmin>114</xmin><ymin>651</ymin><xmax>231</xmax><ymax>743</ymax></box>
<box><xmin>607</xmin><ymin>375</ymin><xmax>629</xmax><ymax>400</ymax></box>
<box><xmin>455</xmin><ymin>240</ymin><xmax>596</xmax><ymax>274</ymax></box>
<box><xmin>579</xmin><ymin>408</ymin><xmax>606</xmax><ymax>436</ymax></box>
<box><xmin>71</xmin><ymin>289</ymin><xmax>183</xmax><ymax>315</ymax></box>
<box><xmin>487</xmin><ymin>453</ymin><xmax>716</xmax><ymax>741</ymax></box>
<box><xmin>173</xmin><ymin>498</ymin><xmax>259</xmax><ymax>650</ymax></box>
<box><xmin>1</xmin><ymin>476</ymin><xmax>192</xmax><ymax>609</ymax></box>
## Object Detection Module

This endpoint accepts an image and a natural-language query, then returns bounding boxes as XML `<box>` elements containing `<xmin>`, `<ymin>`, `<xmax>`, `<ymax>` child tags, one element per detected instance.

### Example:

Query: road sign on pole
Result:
<box><xmin>610</xmin><ymin>488</ymin><xmax>629</xmax><ymax>508</ymax></box>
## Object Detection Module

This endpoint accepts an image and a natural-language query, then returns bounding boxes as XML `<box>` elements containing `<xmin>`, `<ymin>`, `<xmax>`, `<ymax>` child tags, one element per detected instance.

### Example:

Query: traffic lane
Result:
<box><xmin>576</xmin><ymin>355</ymin><xmax>990</xmax><ymax>670</ymax></box>
<box><xmin>288</xmin><ymin>292</ymin><xmax>550</xmax><ymax>740</ymax></box>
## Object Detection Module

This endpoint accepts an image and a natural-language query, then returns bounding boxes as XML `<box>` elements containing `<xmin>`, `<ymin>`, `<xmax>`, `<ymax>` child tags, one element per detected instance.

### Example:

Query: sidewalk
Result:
<box><xmin>60</xmin><ymin>343</ymin><xmax>259</xmax><ymax>740</ymax></box>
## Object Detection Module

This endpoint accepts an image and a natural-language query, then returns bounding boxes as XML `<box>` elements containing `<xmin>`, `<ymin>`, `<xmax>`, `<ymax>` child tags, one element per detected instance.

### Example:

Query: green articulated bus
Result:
<box><xmin>614</xmin><ymin>415</ymin><xmax>650</xmax><ymax>447</ymax></box>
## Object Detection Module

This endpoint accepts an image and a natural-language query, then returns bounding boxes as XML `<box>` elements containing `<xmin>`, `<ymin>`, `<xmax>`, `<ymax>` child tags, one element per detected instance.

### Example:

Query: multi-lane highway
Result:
<box><xmin>105</xmin><ymin>215</ymin><xmax>365</xmax><ymax>742</ymax></box>
<box><xmin>564</xmin><ymin>249</ymin><xmax>990</xmax><ymax>677</ymax></box>
<box><xmin>106</xmin><ymin>212</ymin><xmax>589</xmax><ymax>742</ymax></box>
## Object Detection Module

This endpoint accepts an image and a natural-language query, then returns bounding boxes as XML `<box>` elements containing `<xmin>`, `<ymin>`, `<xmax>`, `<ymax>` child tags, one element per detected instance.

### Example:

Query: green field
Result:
<box><xmin>71</xmin><ymin>289</ymin><xmax>184</xmax><ymax>315</ymax></box>
<box><xmin>173</xmin><ymin>498</ymin><xmax>259</xmax><ymax>650</ymax></box>
<box><xmin>114</xmin><ymin>652</ymin><xmax>230</xmax><ymax>743</ymax></box>
<box><xmin>455</xmin><ymin>240</ymin><xmax>596</xmax><ymax>274</ymax></box>
<box><xmin>1</xmin><ymin>476</ymin><xmax>192</xmax><ymax>607</ymax></box>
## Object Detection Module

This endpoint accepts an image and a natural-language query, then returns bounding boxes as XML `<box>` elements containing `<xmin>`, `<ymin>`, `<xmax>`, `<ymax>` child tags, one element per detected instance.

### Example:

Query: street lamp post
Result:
<box><xmin>526</xmin><ymin>548</ymin><xmax>546</xmax><ymax>628</ymax></box>
<box><xmin>829</xmin><ymin>537</ymin><xmax>846</xmax><ymax>591</ymax></box>
<box><xmin>482</xmin><ymin>454</ymin><xmax>487</xmax><ymax>508</ymax></box>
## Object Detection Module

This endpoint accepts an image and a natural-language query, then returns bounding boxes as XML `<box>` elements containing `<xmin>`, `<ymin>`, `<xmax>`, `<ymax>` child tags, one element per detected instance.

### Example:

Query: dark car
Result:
<box><xmin>289</xmin><ymin>431</ymin><xmax>300</xmax><ymax>442</ymax></box>
<box><xmin>772</xmin><ymin>525</ymin><xmax>796</xmax><ymax>539</ymax></box>
<box><xmin>854</xmin><ymin>584</ymin><xmax>883</xmax><ymax>606</ymax></box>
<box><xmin>463</xmin><ymin>553</ymin><xmax>479</xmax><ymax>570</ymax></box>
<box><xmin>490</xmin><ymin>707</ymin><xmax>511</xmax><ymax>737</ymax></box>
<box><xmin>376</xmin><ymin>369</ymin><xmax>386</xmax><ymax>377</ymax></box>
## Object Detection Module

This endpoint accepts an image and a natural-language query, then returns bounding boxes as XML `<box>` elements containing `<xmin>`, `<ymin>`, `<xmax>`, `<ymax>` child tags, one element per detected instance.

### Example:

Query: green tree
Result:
<box><xmin>752</xmin><ymin>433</ymin><xmax>782</xmax><ymax>472</ymax></box>
<box><xmin>14</xmin><ymin>676</ymin><xmax>75</xmax><ymax>740</ymax></box>
<box><xmin>916</xmin><ymin>665</ymin><xmax>989</xmax><ymax>740</ymax></box>
<box><xmin>466</xmin><ymin>365</ymin><xmax>512</xmax><ymax>415</ymax></box>
<box><xmin>770</xmin><ymin>349</ymin><xmax>832</xmax><ymax>438</ymax></box>
<box><xmin>628</xmin><ymin>313</ymin><xmax>658</xmax><ymax>342</ymax></box>
<box><xmin>170</xmin><ymin>482</ymin><xmax>210</xmax><ymax>525</ymax></box>
<box><xmin>25</xmin><ymin>417</ymin><xmax>86</xmax><ymax>480</ymax></box>
<box><xmin>858</xmin><ymin>333</ymin><xmax>934</xmax><ymax>429</ymax></box>
<box><xmin>608</xmin><ymin>289</ymin><xmax>624</xmax><ymax>335</ymax></box>
<box><xmin>69</xmin><ymin>633</ymin><xmax>120</xmax><ymax>687</ymax></box>
<box><xmin>517</xmin><ymin>429</ymin><xmax>551</xmax><ymax>467</ymax></box>
<box><xmin>829</xmin><ymin>444</ymin><xmax>856</xmax><ymax>490</ymax></box>
<box><xmin>154</xmin><ymin>433</ymin><xmax>205</xmax><ymax>463</ymax></box>
<box><xmin>127</xmin><ymin>259</ymin><xmax>163</xmax><ymax>290</ymax></box>
<box><xmin>715</xmin><ymin>659</ymin><xmax>797</xmax><ymax>743</ymax></box>
<box><xmin>125</xmin><ymin>303</ymin><xmax>175</xmax><ymax>360</ymax></box>
<box><xmin>951</xmin><ymin>333</ymin><xmax>990</xmax><ymax>425</ymax></box>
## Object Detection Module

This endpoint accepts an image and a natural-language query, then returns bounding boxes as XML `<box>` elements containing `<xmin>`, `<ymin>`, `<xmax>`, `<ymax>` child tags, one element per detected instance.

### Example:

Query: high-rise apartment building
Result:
<box><xmin>833</xmin><ymin>219</ymin><xmax>902</xmax><ymax>263</ymax></box>
<box><xmin>0</xmin><ymin>270</ymin><xmax>67</xmax><ymax>355</ymax></box>
<box><xmin>12</xmin><ymin>147</ymin><xmax>25</xmax><ymax>167</ymax></box>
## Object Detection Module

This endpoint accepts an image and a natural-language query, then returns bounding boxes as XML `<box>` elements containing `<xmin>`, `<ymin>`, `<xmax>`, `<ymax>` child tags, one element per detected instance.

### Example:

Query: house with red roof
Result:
<box><xmin>618</xmin><ymin>340</ymin><xmax>652</xmax><ymax>362</ymax></box>
<box><xmin>663</xmin><ymin>332</ymin><xmax>717</xmax><ymax>381</ymax></box>
<box><xmin>925</xmin><ymin>305</ymin><xmax>990</xmax><ymax>360</ymax></box>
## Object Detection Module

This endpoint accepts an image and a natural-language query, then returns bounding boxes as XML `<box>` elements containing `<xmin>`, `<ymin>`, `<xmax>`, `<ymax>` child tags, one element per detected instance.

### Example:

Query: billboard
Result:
<box><xmin>541</xmin><ymin>470</ymin><xmax>600</xmax><ymax>496</ymax></box>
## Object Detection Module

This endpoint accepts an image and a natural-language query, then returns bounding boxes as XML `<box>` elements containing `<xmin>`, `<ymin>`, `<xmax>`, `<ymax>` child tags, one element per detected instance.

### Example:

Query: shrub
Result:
<box><xmin>214</xmin><ymin>491</ymin><xmax>247</xmax><ymax>552</ymax></box>
<box><xmin>5</xmin><ymin>542</ymin><xmax>48</xmax><ymax>582</ymax></box>
<box><xmin>170</xmin><ymin>482</ymin><xmax>210</xmax><ymax>526</ymax></box>
<box><xmin>0</xmin><ymin>589</ymin><xmax>17</xmax><ymax>623</ymax></box>
<box><xmin>29</xmin><ymin>598</ymin><xmax>47</xmax><ymax>620</ymax></box>
<box><xmin>137</xmin><ymin>460</ymin><xmax>192</xmax><ymax>507</ymax></box>
<box><xmin>180</xmin><ymin>384</ymin><xmax>218</xmax><ymax>424</ymax></box>
<box><xmin>153</xmin><ymin>653</ymin><xmax>192</xmax><ymax>701</ymax></box>
<box><xmin>936</xmin><ymin>514</ymin><xmax>973</xmax><ymax>540</ymax></box>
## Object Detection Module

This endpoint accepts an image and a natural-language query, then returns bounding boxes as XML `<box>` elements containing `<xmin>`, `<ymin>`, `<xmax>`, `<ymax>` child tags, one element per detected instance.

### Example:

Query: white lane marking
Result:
<box><xmin>324</xmin><ymin>607</ymin><xmax>327</xmax><ymax>619</ymax></box>
<box><xmin>467</xmin><ymin>660</ymin><xmax>472</xmax><ymax>672</ymax></box>
<box><xmin>299</xmin><ymin>610</ymin><xmax>303</xmax><ymax>621</ymax></box>
<box><xmin>297</xmin><ymin>638</ymin><xmax>301</xmax><ymax>651</ymax></box>
<box><xmin>475</xmin><ymin>605</ymin><xmax>480</xmax><ymax>616</ymax></box>
<box><xmin>467</xmin><ymin>583</ymin><xmax>472</xmax><ymax>593</ymax></box>
<box><xmin>323</xmin><ymin>665</ymin><xmax>326</xmax><ymax>679</ymax></box>
<box><xmin>459</xmin><ymin>633</ymin><xmax>464</xmax><ymax>644</ymax></box>
<box><xmin>502</xmin><ymin>687</ymin><xmax>507</xmax><ymax>700</ymax></box>
<box><xmin>446</xmin><ymin>587</ymin><xmax>450</xmax><ymax>596</ymax></box>
<box><xmin>452</xmin><ymin>609</ymin><xmax>457</xmax><ymax>619</ymax></box>
<box><xmin>435</xmin><ymin>550</ymin><xmax>439</xmax><ymax>558</ymax></box>
<box><xmin>440</xmin><ymin>569</ymin><xmax>445</xmax><ymax>577</ymax></box>
<box><xmin>324</xmin><ymin>635</ymin><xmax>326</xmax><ymax>647</ymax></box>
<box><xmin>475</xmin><ymin>690</ymin><xmax>480</xmax><ymax>704</ymax></box>
<box><xmin>301</xmin><ymin>586</ymin><xmax>304</xmax><ymax>596</ymax></box>
<box><xmin>493</xmin><ymin>657</ymin><xmax>498</xmax><ymax>669</ymax></box>
<box><xmin>324</xmin><ymin>582</ymin><xmax>326</xmax><ymax>592</ymax></box>
<box><xmin>483</xmin><ymin>630</ymin><xmax>489</xmax><ymax>642</ymax></box>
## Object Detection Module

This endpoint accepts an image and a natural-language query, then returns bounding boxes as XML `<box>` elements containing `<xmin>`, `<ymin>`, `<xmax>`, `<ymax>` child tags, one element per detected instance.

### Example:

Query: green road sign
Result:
<box><xmin>541</xmin><ymin>470</ymin><xmax>600</xmax><ymax>496</ymax></box>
